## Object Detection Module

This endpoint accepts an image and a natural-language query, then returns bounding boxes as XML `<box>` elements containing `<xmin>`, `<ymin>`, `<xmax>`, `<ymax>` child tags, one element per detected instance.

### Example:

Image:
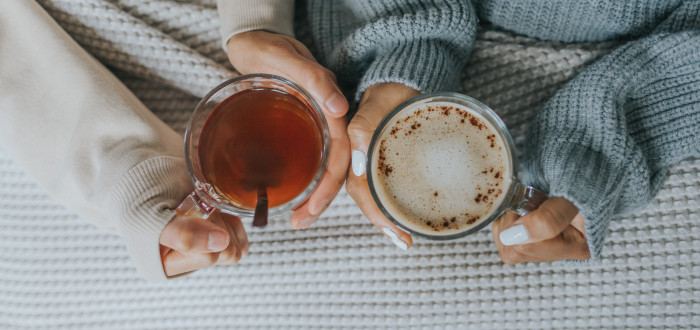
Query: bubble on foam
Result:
<box><xmin>372</xmin><ymin>102</ymin><xmax>511</xmax><ymax>236</ymax></box>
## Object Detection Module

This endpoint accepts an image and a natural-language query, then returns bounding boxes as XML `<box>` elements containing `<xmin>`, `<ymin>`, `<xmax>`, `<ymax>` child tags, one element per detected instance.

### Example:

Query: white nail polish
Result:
<box><xmin>499</xmin><ymin>224</ymin><xmax>529</xmax><ymax>246</ymax></box>
<box><xmin>382</xmin><ymin>227</ymin><xmax>408</xmax><ymax>251</ymax></box>
<box><xmin>352</xmin><ymin>150</ymin><xmax>366</xmax><ymax>176</ymax></box>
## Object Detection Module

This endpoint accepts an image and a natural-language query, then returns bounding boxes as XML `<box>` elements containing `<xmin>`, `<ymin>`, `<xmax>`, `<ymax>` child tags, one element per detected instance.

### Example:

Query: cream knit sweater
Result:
<box><xmin>0</xmin><ymin>0</ymin><xmax>283</xmax><ymax>282</ymax></box>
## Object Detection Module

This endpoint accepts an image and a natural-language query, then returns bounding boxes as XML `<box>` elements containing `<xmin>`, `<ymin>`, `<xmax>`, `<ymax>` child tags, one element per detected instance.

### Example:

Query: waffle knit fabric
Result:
<box><xmin>291</xmin><ymin>0</ymin><xmax>700</xmax><ymax>260</ymax></box>
<box><xmin>0</xmin><ymin>0</ymin><xmax>698</xmax><ymax>328</ymax></box>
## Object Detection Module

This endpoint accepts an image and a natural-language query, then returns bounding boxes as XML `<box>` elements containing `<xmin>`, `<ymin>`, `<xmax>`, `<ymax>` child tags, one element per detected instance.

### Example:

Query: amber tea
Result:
<box><xmin>198</xmin><ymin>88</ymin><xmax>324</xmax><ymax>210</ymax></box>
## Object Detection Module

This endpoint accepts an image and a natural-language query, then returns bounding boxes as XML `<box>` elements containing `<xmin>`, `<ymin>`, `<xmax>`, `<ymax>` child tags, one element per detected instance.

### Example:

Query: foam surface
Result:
<box><xmin>371</xmin><ymin>102</ymin><xmax>511</xmax><ymax>236</ymax></box>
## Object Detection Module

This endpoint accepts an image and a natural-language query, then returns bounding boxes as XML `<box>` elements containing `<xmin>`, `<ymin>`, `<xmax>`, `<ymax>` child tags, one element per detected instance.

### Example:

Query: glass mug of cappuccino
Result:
<box><xmin>176</xmin><ymin>74</ymin><xmax>330</xmax><ymax>222</ymax></box>
<box><xmin>367</xmin><ymin>92</ymin><xmax>547</xmax><ymax>240</ymax></box>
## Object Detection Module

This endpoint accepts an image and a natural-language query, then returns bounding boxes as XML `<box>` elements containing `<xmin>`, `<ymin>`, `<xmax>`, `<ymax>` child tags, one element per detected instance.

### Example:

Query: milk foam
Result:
<box><xmin>371</xmin><ymin>102</ymin><xmax>512</xmax><ymax>236</ymax></box>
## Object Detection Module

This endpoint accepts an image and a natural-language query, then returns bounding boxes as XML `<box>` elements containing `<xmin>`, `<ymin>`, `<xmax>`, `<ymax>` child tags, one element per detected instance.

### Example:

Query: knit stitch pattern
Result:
<box><xmin>522</xmin><ymin>2</ymin><xmax>699</xmax><ymax>260</ymax></box>
<box><xmin>0</xmin><ymin>0</ymin><xmax>698</xmax><ymax>329</ymax></box>
<box><xmin>304</xmin><ymin>0</ymin><xmax>699</xmax><ymax>263</ymax></box>
<box><xmin>305</xmin><ymin>0</ymin><xmax>477</xmax><ymax>101</ymax></box>
<box><xmin>473</xmin><ymin>0</ymin><xmax>684</xmax><ymax>42</ymax></box>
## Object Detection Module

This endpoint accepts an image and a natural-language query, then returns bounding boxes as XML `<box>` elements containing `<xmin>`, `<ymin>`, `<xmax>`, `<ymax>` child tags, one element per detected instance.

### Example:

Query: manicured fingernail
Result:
<box><xmin>499</xmin><ymin>224</ymin><xmax>529</xmax><ymax>246</ymax></box>
<box><xmin>382</xmin><ymin>227</ymin><xmax>408</xmax><ymax>251</ymax></box>
<box><xmin>352</xmin><ymin>150</ymin><xmax>366</xmax><ymax>176</ymax></box>
<box><xmin>325</xmin><ymin>93</ymin><xmax>347</xmax><ymax>114</ymax></box>
<box><xmin>310</xmin><ymin>198</ymin><xmax>330</xmax><ymax>215</ymax></box>
<box><xmin>208</xmin><ymin>231</ymin><xmax>229</xmax><ymax>251</ymax></box>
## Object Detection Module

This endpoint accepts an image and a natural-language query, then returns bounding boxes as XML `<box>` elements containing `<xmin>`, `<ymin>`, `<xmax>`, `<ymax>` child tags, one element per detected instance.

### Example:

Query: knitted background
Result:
<box><xmin>1</xmin><ymin>0</ymin><xmax>698</xmax><ymax>329</ymax></box>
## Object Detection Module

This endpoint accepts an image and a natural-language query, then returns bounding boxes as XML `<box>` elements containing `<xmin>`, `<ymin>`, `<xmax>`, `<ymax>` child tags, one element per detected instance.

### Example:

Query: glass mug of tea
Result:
<box><xmin>176</xmin><ymin>74</ymin><xmax>330</xmax><ymax>226</ymax></box>
<box><xmin>367</xmin><ymin>92</ymin><xmax>547</xmax><ymax>240</ymax></box>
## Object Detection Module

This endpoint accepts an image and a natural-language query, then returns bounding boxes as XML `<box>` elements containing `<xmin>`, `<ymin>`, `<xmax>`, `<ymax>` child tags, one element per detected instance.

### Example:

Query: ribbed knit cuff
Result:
<box><xmin>108</xmin><ymin>156</ymin><xmax>193</xmax><ymax>282</ymax></box>
<box><xmin>355</xmin><ymin>40</ymin><xmax>465</xmax><ymax>102</ymax></box>
<box><xmin>525</xmin><ymin>143</ymin><xmax>623</xmax><ymax>261</ymax></box>
<box><xmin>217</xmin><ymin>0</ymin><xmax>295</xmax><ymax>50</ymax></box>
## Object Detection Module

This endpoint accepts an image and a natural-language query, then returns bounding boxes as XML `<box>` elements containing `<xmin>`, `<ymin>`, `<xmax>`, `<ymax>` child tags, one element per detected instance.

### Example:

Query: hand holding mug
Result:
<box><xmin>162</xmin><ymin>72</ymin><xmax>332</xmax><ymax>276</ymax></box>
<box><xmin>350</xmin><ymin>85</ymin><xmax>590</xmax><ymax>264</ymax></box>
<box><xmin>346</xmin><ymin>83</ymin><xmax>420</xmax><ymax>250</ymax></box>
<box><xmin>492</xmin><ymin>197</ymin><xmax>590</xmax><ymax>264</ymax></box>
<box><xmin>159</xmin><ymin>211</ymin><xmax>250</xmax><ymax>277</ymax></box>
<box><xmin>227</xmin><ymin>31</ymin><xmax>351</xmax><ymax>229</ymax></box>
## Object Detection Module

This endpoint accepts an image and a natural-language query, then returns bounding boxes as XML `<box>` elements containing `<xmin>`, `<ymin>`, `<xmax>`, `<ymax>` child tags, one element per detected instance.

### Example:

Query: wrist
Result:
<box><xmin>226</xmin><ymin>30</ymin><xmax>265</xmax><ymax>59</ymax></box>
<box><xmin>361</xmin><ymin>83</ymin><xmax>420</xmax><ymax>111</ymax></box>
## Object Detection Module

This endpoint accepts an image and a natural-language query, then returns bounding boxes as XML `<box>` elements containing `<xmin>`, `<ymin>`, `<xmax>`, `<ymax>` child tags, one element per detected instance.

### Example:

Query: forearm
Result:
<box><xmin>307</xmin><ymin>0</ymin><xmax>477</xmax><ymax>102</ymax></box>
<box><xmin>524</xmin><ymin>29</ymin><xmax>700</xmax><ymax>259</ymax></box>
<box><xmin>0</xmin><ymin>1</ymin><xmax>192</xmax><ymax>281</ymax></box>
<box><xmin>217</xmin><ymin>0</ymin><xmax>295</xmax><ymax>49</ymax></box>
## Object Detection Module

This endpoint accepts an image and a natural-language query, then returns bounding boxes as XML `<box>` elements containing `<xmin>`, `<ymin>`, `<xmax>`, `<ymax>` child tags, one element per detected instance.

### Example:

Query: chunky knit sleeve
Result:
<box><xmin>0</xmin><ymin>1</ymin><xmax>192</xmax><ymax>282</ymax></box>
<box><xmin>306</xmin><ymin>0</ymin><xmax>477</xmax><ymax>101</ymax></box>
<box><xmin>524</xmin><ymin>4</ymin><xmax>699</xmax><ymax>259</ymax></box>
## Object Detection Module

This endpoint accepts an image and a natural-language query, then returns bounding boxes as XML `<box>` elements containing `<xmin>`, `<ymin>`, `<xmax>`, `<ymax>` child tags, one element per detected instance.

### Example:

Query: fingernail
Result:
<box><xmin>499</xmin><ymin>224</ymin><xmax>529</xmax><ymax>246</ymax></box>
<box><xmin>352</xmin><ymin>150</ymin><xmax>366</xmax><ymax>176</ymax></box>
<box><xmin>208</xmin><ymin>231</ymin><xmax>229</xmax><ymax>251</ymax></box>
<box><xmin>382</xmin><ymin>227</ymin><xmax>408</xmax><ymax>251</ymax></box>
<box><xmin>325</xmin><ymin>93</ymin><xmax>347</xmax><ymax>114</ymax></box>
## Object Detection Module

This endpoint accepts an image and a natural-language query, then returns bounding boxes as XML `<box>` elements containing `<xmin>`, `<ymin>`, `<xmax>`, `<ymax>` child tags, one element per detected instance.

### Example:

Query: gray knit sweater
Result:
<box><xmin>301</xmin><ymin>0</ymin><xmax>700</xmax><ymax>259</ymax></box>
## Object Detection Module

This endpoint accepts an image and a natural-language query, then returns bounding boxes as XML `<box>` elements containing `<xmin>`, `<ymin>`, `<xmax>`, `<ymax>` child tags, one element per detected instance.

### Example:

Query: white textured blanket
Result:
<box><xmin>1</xmin><ymin>0</ymin><xmax>698</xmax><ymax>328</ymax></box>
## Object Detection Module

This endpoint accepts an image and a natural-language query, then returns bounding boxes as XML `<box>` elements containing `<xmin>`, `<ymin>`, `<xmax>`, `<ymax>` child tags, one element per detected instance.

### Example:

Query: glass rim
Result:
<box><xmin>366</xmin><ymin>92</ymin><xmax>518</xmax><ymax>240</ymax></box>
<box><xmin>184</xmin><ymin>73</ymin><xmax>330</xmax><ymax>217</ymax></box>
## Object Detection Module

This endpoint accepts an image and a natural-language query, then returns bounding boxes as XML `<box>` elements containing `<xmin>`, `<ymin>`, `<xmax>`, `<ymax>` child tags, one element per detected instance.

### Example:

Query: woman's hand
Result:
<box><xmin>159</xmin><ymin>212</ymin><xmax>250</xmax><ymax>277</ymax></box>
<box><xmin>346</xmin><ymin>82</ymin><xmax>420</xmax><ymax>250</ymax></box>
<box><xmin>492</xmin><ymin>197</ymin><xmax>590</xmax><ymax>264</ymax></box>
<box><xmin>227</xmin><ymin>31</ymin><xmax>351</xmax><ymax>229</ymax></box>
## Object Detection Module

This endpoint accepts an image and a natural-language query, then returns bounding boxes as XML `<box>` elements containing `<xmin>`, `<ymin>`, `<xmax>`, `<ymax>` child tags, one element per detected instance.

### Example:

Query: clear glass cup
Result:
<box><xmin>367</xmin><ymin>92</ymin><xmax>547</xmax><ymax>240</ymax></box>
<box><xmin>176</xmin><ymin>74</ymin><xmax>330</xmax><ymax>219</ymax></box>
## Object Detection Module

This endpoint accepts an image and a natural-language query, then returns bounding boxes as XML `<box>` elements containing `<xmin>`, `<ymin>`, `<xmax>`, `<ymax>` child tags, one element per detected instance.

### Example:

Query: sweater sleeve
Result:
<box><xmin>0</xmin><ymin>1</ymin><xmax>192</xmax><ymax>282</ymax></box>
<box><xmin>217</xmin><ymin>0</ymin><xmax>295</xmax><ymax>50</ymax></box>
<box><xmin>307</xmin><ymin>0</ymin><xmax>477</xmax><ymax>102</ymax></box>
<box><xmin>523</xmin><ymin>4</ymin><xmax>699</xmax><ymax>260</ymax></box>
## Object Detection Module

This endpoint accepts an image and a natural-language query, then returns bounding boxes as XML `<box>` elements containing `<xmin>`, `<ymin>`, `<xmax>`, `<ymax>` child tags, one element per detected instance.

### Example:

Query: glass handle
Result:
<box><xmin>175</xmin><ymin>191</ymin><xmax>216</xmax><ymax>219</ymax></box>
<box><xmin>507</xmin><ymin>182</ymin><xmax>548</xmax><ymax>216</ymax></box>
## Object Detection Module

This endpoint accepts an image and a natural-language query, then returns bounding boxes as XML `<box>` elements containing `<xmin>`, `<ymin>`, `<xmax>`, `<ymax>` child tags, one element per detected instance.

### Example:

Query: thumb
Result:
<box><xmin>345</xmin><ymin>83</ymin><xmax>420</xmax><ymax>250</ymax></box>
<box><xmin>349</xmin><ymin>83</ymin><xmax>421</xmax><ymax>172</ymax></box>
<box><xmin>159</xmin><ymin>215</ymin><xmax>230</xmax><ymax>253</ymax></box>
<box><xmin>498</xmin><ymin>197</ymin><xmax>578</xmax><ymax>246</ymax></box>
